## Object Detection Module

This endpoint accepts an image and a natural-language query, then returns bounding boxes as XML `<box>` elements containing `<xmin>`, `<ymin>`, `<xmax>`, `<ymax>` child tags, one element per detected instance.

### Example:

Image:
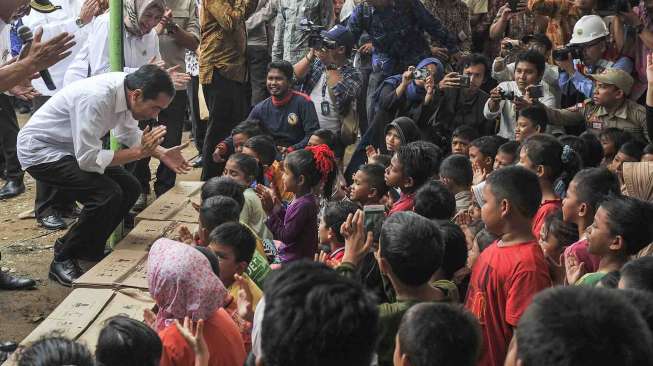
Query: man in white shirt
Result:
<box><xmin>484</xmin><ymin>50</ymin><xmax>557</xmax><ymax>139</ymax></box>
<box><xmin>17</xmin><ymin>65</ymin><xmax>192</xmax><ymax>287</ymax></box>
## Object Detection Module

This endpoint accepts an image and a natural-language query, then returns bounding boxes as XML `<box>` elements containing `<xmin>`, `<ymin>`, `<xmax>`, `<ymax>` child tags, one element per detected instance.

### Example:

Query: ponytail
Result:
<box><xmin>285</xmin><ymin>145</ymin><xmax>337</xmax><ymax>199</ymax></box>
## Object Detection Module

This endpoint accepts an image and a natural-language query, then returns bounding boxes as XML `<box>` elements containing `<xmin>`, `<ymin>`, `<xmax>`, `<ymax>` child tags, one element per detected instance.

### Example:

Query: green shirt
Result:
<box><xmin>576</xmin><ymin>272</ymin><xmax>606</xmax><ymax>287</ymax></box>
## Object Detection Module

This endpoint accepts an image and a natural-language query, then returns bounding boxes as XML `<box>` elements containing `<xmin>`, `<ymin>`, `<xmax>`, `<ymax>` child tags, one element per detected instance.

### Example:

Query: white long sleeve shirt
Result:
<box><xmin>22</xmin><ymin>0</ymin><xmax>89</xmax><ymax>96</ymax></box>
<box><xmin>17</xmin><ymin>72</ymin><xmax>142</xmax><ymax>174</ymax></box>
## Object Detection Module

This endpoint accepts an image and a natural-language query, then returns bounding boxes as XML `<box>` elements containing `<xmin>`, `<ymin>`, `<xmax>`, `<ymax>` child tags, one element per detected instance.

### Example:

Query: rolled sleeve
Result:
<box><xmin>483</xmin><ymin>99</ymin><xmax>501</xmax><ymax>119</ymax></box>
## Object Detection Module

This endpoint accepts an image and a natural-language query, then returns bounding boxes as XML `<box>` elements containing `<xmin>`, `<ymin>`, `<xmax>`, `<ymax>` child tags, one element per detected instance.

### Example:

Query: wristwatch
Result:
<box><xmin>75</xmin><ymin>18</ymin><xmax>85</xmax><ymax>28</ymax></box>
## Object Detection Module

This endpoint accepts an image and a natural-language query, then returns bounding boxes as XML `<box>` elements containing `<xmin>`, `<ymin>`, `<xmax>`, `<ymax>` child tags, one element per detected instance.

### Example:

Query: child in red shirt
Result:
<box><xmin>317</xmin><ymin>201</ymin><xmax>359</xmax><ymax>267</ymax></box>
<box><xmin>465</xmin><ymin>166</ymin><xmax>552</xmax><ymax>366</ymax></box>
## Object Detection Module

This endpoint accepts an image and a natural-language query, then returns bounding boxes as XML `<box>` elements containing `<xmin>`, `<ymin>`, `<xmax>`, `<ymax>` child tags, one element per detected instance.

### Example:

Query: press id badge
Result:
<box><xmin>321</xmin><ymin>101</ymin><xmax>331</xmax><ymax>116</ymax></box>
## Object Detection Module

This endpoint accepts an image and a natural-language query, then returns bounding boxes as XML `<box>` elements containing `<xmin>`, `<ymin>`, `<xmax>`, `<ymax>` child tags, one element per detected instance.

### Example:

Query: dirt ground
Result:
<box><xmin>0</xmin><ymin>112</ymin><xmax>201</xmax><ymax>343</ymax></box>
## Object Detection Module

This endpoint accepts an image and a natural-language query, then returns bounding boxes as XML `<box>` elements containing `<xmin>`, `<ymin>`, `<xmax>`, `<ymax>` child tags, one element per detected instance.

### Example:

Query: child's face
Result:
<box><xmin>469</xmin><ymin>146</ymin><xmax>491</xmax><ymax>171</ymax></box>
<box><xmin>233</xmin><ymin>133</ymin><xmax>250</xmax><ymax>153</ymax></box>
<box><xmin>642</xmin><ymin>153</ymin><xmax>653</xmax><ymax>162</ymax></box>
<box><xmin>308</xmin><ymin>135</ymin><xmax>326</xmax><ymax>147</ymax></box>
<box><xmin>385</xmin><ymin>128</ymin><xmax>402</xmax><ymax>153</ymax></box>
<box><xmin>385</xmin><ymin>154</ymin><xmax>405</xmax><ymax>189</ymax></box>
<box><xmin>514</xmin><ymin>116</ymin><xmax>539</xmax><ymax>142</ymax></box>
<box><xmin>480</xmin><ymin>183</ymin><xmax>502</xmax><ymax>235</ymax></box>
<box><xmin>350</xmin><ymin>170</ymin><xmax>374</xmax><ymax>204</ymax></box>
<box><xmin>517</xmin><ymin>147</ymin><xmax>539</xmax><ymax>174</ymax></box>
<box><xmin>282</xmin><ymin>160</ymin><xmax>299</xmax><ymax>193</ymax></box>
<box><xmin>609</xmin><ymin>151</ymin><xmax>638</xmax><ymax>175</ymax></box>
<box><xmin>587</xmin><ymin>206</ymin><xmax>618</xmax><ymax>256</ymax></box>
<box><xmin>539</xmin><ymin>224</ymin><xmax>562</xmax><ymax>262</ymax></box>
<box><xmin>493</xmin><ymin>151</ymin><xmax>514</xmax><ymax>170</ymax></box>
<box><xmin>223</xmin><ymin>159</ymin><xmax>250</xmax><ymax>186</ymax></box>
<box><xmin>600</xmin><ymin>135</ymin><xmax>616</xmax><ymax>158</ymax></box>
<box><xmin>451</xmin><ymin>136</ymin><xmax>471</xmax><ymax>156</ymax></box>
<box><xmin>209</xmin><ymin>242</ymin><xmax>241</xmax><ymax>288</ymax></box>
<box><xmin>562</xmin><ymin>180</ymin><xmax>582</xmax><ymax>224</ymax></box>
<box><xmin>318</xmin><ymin>217</ymin><xmax>330</xmax><ymax>245</ymax></box>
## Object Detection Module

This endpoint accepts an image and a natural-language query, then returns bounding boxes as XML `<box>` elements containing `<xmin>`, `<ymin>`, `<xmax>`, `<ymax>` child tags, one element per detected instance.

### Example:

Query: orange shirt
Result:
<box><xmin>159</xmin><ymin>308</ymin><xmax>247</xmax><ymax>366</ymax></box>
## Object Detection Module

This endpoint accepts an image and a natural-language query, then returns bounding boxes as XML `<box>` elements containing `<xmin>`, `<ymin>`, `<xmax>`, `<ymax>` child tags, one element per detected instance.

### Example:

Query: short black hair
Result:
<box><xmin>436</xmin><ymin>221</ymin><xmax>468</xmax><ymax>280</ymax></box>
<box><xmin>18</xmin><ymin>337</ymin><xmax>94</xmax><ymax>366</ymax></box>
<box><xmin>458</xmin><ymin>53</ymin><xmax>490</xmax><ymax>81</ymax></box>
<box><xmin>621</xmin><ymin>257</ymin><xmax>653</xmax><ymax>293</ymax></box>
<box><xmin>542</xmin><ymin>209</ymin><xmax>578</xmax><ymax>248</ymax></box>
<box><xmin>323</xmin><ymin>201</ymin><xmax>359</xmax><ymax>243</ymax></box>
<box><xmin>96</xmin><ymin>315</ymin><xmax>162</xmax><ymax>366</ymax></box>
<box><xmin>486</xmin><ymin>166</ymin><xmax>542</xmax><ymax>218</ymax></box>
<box><xmin>516</xmin><ymin>286</ymin><xmax>653</xmax><ymax>366</ymax></box>
<box><xmin>200</xmin><ymin>195</ymin><xmax>241</xmax><ymax>233</ymax></box>
<box><xmin>452</xmin><ymin>125</ymin><xmax>479</xmax><ymax>142</ymax></box>
<box><xmin>621</xmin><ymin>289</ymin><xmax>653</xmax><ymax>333</ymax></box>
<box><xmin>358</xmin><ymin>163</ymin><xmax>389</xmax><ymax>197</ymax></box>
<box><xmin>398</xmin><ymin>303</ymin><xmax>481</xmax><ymax>366</ymax></box>
<box><xmin>619</xmin><ymin>140</ymin><xmax>646</xmax><ymax>161</ymax></box>
<box><xmin>312</xmin><ymin>129</ymin><xmax>336</xmax><ymax>150</ymax></box>
<box><xmin>232</xmin><ymin>118</ymin><xmax>268</xmax><ymax>139</ymax></box>
<box><xmin>523</xmin><ymin>33</ymin><xmax>553</xmax><ymax>52</ymax></box>
<box><xmin>201</xmin><ymin>176</ymin><xmax>245</xmax><ymax>209</ymax></box>
<box><xmin>261</xmin><ymin>261</ymin><xmax>379</xmax><ymax>366</ymax></box>
<box><xmin>125</xmin><ymin>64</ymin><xmax>175</xmax><ymax>100</ymax></box>
<box><xmin>497</xmin><ymin>140</ymin><xmax>521</xmax><ymax>158</ymax></box>
<box><xmin>267</xmin><ymin>60</ymin><xmax>294</xmax><ymax>81</ymax></box>
<box><xmin>515</xmin><ymin>49</ymin><xmax>546</xmax><ymax>76</ymax></box>
<box><xmin>598</xmin><ymin>270</ymin><xmax>621</xmax><ymax>288</ymax></box>
<box><xmin>244</xmin><ymin>135</ymin><xmax>277</xmax><ymax>166</ymax></box>
<box><xmin>396</xmin><ymin>141</ymin><xmax>442</xmax><ymax>192</ymax></box>
<box><xmin>579</xmin><ymin>132</ymin><xmax>604</xmax><ymax>167</ymax></box>
<box><xmin>599</xmin><ymin>128</ymin><xmax>633</xmax><ymax>152</ymax></box>
<box><xmin>600</xmin><ymin>196</ymin><xmax>653</xmax><ymax>256</ymax></box>
<box><xmin>227</xmin><ymin>152</ymin><xmax>259</xmax><ymax>183</ymax></box>
<box><xmin>571</xmin><ymin>167</ymin><xmax>620</xmax><ymax>217</ymax></box>
<box><xmin>208</xmin><ymin>222</ymin><xmax>257</xmax><ymax>263</ymax></box>
<box><xmin>380</xmin><ymin>211</ymin><xmax>444</xmax><ymax>286</ymax></box>
<box><xmin>194</xmin><ymin>246</ymin><xmax>221</xmax><ymax>277</ymax></box>
<box><xmin>523</xmin><ymin>134</ymin><xmax>581</xmax><ymax>187</ymax></box>
<box><xmin>414</xmin><ymin>181</ymin><xmax>456</xmax><ymax>220</ymax></box>
<box><xmin>644</xmin><ymin>143</ymin><xmax>653</xmax><ymax>156</ymax></box>
<box><xmin>369</xmin><ymin>154</ymin><xmax>392</xmax><ymax>168</ymax></box>
<box><xmin>470</xmin><ymin>136</ymin><xmax>501</xmax><ymax>160</ymax></box>
<box><xmin>559</xmin><ymin>135</ymin><xmax>589</xmax><ymax>168</ymax></box>
<box><xmin>440</xmin><ymin>154</ymin><xmax>473</xmax><ymax>187</ymax></box>
<box><xmin>518</xmin><ymin>105</ymin><xmax>548</xmax><ymax>131</ymax></box>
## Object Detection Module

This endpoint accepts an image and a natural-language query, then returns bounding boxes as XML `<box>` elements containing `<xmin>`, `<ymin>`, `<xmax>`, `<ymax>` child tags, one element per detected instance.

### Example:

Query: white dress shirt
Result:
<box><xmin>22</xmin><ymin>0</ymin><xmax>89</xmax><ymax>96</ymax></box>
<box><xmin>0</xmin><ymin>23</ymin><xmax>10</xmax><ymax>65</ymax></box>
<box><xmin>17</xmin><ymin>72</ymin><xmax>143</xmax><ymax>174</ymax></box>
<box><xmin>483</xmin><ymin>80</ymin><xmax>557</xmax><ymax>139</ymax></box>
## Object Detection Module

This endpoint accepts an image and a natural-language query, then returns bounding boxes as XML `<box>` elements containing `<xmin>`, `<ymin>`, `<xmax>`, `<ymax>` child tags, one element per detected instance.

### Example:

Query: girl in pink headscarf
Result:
<box><xmin>148</xmin><ymin>238</ymin><xmax>247</xmax><ymax>366</ymax></box>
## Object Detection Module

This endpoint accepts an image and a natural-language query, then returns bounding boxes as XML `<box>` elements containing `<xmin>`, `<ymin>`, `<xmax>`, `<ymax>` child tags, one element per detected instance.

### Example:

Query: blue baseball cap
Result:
<box><xmin>321</xmin><ymin>24</ymin><xmax>355</xmax><ymax>50</ymax></box>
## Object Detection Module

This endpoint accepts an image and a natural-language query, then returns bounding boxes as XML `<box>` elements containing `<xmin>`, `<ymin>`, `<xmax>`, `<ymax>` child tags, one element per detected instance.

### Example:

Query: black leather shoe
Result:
<box><xmin>37</xmin><ymin>214</ymin><xmax>67</xmax><ymax>230</ymax></box>
<box><xmin>0</xmin><ymin>271</ymin><xmax>36</xmax><ymax>290</ymax></box>
<box><xmin>192</xmin><ymin>156</ymin><xmax>203</xmax><ymax>168</ymax></box>
<box><xmin>0</xmin><ymin>180</ymin><xmax>25</xmax><ymax>200</ymax></box>
<box><xmin>48</xmin><ymin>259</ymin><xmax>83</xmax><ymax>287</ymax></box>
<box><xmin>0</xmin><ymin>341</ymin><xmax>17</xmax><ymax>353</ymax></box>
<box><xmin>132</xmin><ymin>193</ymin><xmax>148</xmax><ymax>212</ymax></box>
<box><xmin>60</xmin><ymin>205</ymin><xmax>83</xmax><ymax>219</ymax></box>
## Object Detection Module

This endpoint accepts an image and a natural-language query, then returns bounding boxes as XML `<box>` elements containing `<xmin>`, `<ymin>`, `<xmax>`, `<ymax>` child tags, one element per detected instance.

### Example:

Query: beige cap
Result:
<box><xmin>590</xmin><ymin>68</ymin><xmax>634</xmax><ymax>95</ymax></box>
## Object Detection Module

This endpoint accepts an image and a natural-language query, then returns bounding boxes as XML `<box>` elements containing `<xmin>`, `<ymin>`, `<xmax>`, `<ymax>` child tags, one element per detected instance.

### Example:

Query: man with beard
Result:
<box><xmin>247</xmin><ymin>60</ymin><xmax>319</xmax><ymax>154</ymax></box>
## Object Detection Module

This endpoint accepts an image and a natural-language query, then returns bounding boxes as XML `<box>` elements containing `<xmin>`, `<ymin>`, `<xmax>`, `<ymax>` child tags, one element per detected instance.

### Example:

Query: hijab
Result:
<box><xmin>623</xmin><ymin>162</ymin><xmax>653</xmax><ymax>202</ymax></box>
<box><xmin>384</xmin><ymin>117</ymin><xmax>421</xmax><ymax>145</ymax></box>
<box><xmin>376</xmin><ymin>57</ymin><xmax>445</xmax><ymax>104</ymax></box>
<box><xmin>147</xmin><ymin>238</ymin><xmax>229</xmax><ymax>331</ymax></box>
<box><xmin>123</xmin><ymin>0</ymin><xmax>165</xmax><ymax>37</ymax></box>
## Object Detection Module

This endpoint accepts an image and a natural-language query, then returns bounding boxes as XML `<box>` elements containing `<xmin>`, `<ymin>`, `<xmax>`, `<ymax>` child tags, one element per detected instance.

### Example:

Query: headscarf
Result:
<box><xmin>384</xmin><ymin>117</ymin><xmax>421</xmax><ymax>145</ymax></box>
<box><xmin>148</xmin><ymin>238</ymin><xmax>229</xmax><ymax>331</ymax></box>
<box><xmin>123</xmin><ymin>0</ymin><xmax>165</xmax><ymax>37</ymax></box>
<box><xmin>623</xmin><ymin>162</ymin><xmax>653</xmax><ymax>202</ymax></box>
<box><xmin>375</xmin><ymin>57</ymin><xmax>445</xmax><ymax>104</ymax></box>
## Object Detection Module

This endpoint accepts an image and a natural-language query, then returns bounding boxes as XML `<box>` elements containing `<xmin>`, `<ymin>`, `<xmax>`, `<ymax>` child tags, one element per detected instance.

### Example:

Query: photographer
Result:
<box><xmin>555</xmin><ymin>15</ymin><xmax>633</xmax><ymax>104</ymax></box>
<box><xmin>542</xmin><ymin>68</ymin><xmax>648</xmax><ymax>143</ymax></box>
<box><xmin>484</xmin><ymin>50</ymin><xmax>557</xmax><ymax>139</ymax></box>
<box><xmin>293</xmin><ymin>25</ymin><xmax>362</xmax><ymax>154</ymax></box>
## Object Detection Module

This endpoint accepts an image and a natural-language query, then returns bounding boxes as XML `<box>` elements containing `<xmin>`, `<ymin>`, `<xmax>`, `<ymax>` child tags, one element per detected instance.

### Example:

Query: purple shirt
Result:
<box><xmin>267</xmin><ymin>193</ymin><xmax>318</xmax><ymax>262</ymax></box>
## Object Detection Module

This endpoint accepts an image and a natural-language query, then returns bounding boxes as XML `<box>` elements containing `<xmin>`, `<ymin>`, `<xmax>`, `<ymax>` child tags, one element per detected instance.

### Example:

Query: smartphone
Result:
<box><xmin>529</xmin><ymin>85</ymin><xmax>544</xmax><ymax>99</ymax></box>
<box><xmin>363</xmin><ymin>205</ymin><xmax>386</xmax><ymax>236</ymax></box>
<box><xmin>508</xmin><ymin>0</ymin><xmax>519</xmax><ymax>11</ymax></box>
<box><xmin>458</xmin><ymin>74</ymin><xmax>471</xmax><ymax>88</ymax></box>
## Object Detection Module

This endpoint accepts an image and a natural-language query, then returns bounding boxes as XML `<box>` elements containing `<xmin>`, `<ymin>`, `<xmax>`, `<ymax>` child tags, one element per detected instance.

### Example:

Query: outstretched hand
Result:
<box><xmin>235</xmin><ymin>274</ymin><xmax>254</xmax><ymax>322</ymax></box>
<box><xmin>175</xmin><ymin>317</ymin><xmax>209</xmax><ymax>366</ymax></box>
<box><xmin>564</xmin><ymin>252</ymin><xmax>586</xmax><ymax>285</ymax></box>
<box><xmin>159</xmin><ymin>141</ymin><xmax>192</xmax><ymax>174</ymax></box>
<box><xmin>26</xmin><ymin>28</ymin><xmax>76</xmax><ymax>72</ymax></box>
<box><xmin>167</xmin><ymin>65</ymin><xmax>191</xmax><ymax>90</ymax></box>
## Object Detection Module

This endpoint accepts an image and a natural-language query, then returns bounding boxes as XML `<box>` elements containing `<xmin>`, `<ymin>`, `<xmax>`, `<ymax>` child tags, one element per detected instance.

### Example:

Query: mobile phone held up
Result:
<box><xmin>363</xmin><ymin>205</ymin><xmax>385</xmax><ymax>237</ymax></box>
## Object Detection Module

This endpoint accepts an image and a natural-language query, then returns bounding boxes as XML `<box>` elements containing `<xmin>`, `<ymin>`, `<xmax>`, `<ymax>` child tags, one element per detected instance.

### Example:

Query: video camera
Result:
<box><xmin>596</xmin><ymin>0</ymin><xmax>638</xmax><ymax>16</ymax></box>
<box><xmin>552</xmin><ymin>44</ymin><xmax>584</xmax><ymax>62</ymax></box>
<box><xmin>300</xmin><ymin>19</ymin><xmax>337</xmax><ymax>50</ymax></box>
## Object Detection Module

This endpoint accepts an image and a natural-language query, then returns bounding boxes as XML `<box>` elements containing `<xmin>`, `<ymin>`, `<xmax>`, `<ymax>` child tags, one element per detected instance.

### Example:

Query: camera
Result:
<box><xmin>458</xmin><ymin>74</ymin><xmax>471</xmax><ymax>88</ymax></box>
<box><xmin>499</xmin><ymin>89</ymin><xmax>515</xmax><ymax>100</ymax></box>
<box><xmin>504</xmin><ymin>40</ymin><xmax>520</xmax><ymax>51</ymax></box>
<box><xmin>596</xmin><ymin>0</ymin><xmax>638</xmax><ymax>16</ymax></box>
<box><xmin>300</xmin><ymin>19</ymin><xmax>337</xmax><ymax>50</ymax></box>
<box><xmin>508</xmin><ymin>0</ymin><xmax>520</xmax><ymax>11</ymax></box>
<box><xmin>412</xmin><ymin>68</ymin><xmax>431</xmax><ymax>80</ymax></box>
<box><xmin>552</xmin><ymin>44</ymin><xmax>583</xmax><ymax>62</ymax></box>
<box><xmin>528</xmin><ymin>85</ymin><xmax>544</xmax><ymax>98</ymax></box>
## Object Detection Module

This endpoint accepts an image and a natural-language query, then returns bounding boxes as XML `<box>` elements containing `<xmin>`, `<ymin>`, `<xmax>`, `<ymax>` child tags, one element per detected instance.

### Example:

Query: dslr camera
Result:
<box><xmin>499</xmin><ymin>89</ymin><xmax>515</xmax><ymax>101</ymax></box>
<box><xmin>300</xmin><ymin>19</ymin><xmax>337</xmax><ymax>50</ymax></box>
<box><xmin>412</xmin><ymin>68</ymin><xmax>431</xmax><ymax>80</ymax></box>
<box><xmin>458</xmin><ymin>74</ymin><xmax>471</xmax><ymax>88</ymax></box>
<box><xmin>596</xmin><ymin>0</ymin><xmax>638</xmax><ymax>16</ymax></box>
<box><xmin>552</xmin><ymin>44</ymin><xmax>583</xmax><ymax>62</ymax></box>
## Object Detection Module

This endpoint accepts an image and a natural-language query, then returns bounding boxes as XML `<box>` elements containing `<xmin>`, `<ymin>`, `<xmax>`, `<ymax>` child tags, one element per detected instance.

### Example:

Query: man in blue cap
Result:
<box><xmin>293</xmin><ymin>24</ymin><xmax>362</xmax><ymax>155</ymax></box>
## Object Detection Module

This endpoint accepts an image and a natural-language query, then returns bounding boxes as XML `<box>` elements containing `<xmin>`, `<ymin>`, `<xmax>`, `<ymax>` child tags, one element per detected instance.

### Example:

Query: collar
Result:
<box><xmin>271</xmin><ymin>91</ymin><xmax>294</xmax><ymax>107</ymax></box>
<box><xmin>596</xmin><ymin>101</ymin><xmax>628</xmax><ymax>119</ymax></box>
<box><xmin>116</xmin><ymin>80</ymin><xmax>130</xmax><ymax>113</ymax></box>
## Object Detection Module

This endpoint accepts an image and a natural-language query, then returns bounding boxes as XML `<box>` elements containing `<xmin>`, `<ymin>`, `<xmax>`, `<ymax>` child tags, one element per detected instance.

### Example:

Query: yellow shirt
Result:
<box><xmin>229</xmin><ymin>273</ymin><xmax>263</xmax><ymax>311</ymax></box>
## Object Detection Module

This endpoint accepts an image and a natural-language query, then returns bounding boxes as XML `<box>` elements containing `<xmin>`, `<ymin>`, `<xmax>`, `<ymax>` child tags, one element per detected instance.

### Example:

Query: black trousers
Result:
<box><xmin>0</xmin><ymin>94</ymin><xmax>22</xmax><ymax>181</ymax></box>
<box><xmin>201</xmin><ymin>70</ymin><xmax>250</xmax><ymax>180</ymax></box>
<box><xmin>188</xmin><ymin>76</ymin><xmax>206</xmax><ymax>154</ymax></box>
<box><xmin>27</xmin><ymin>156</ymin><xmax>141</xmax><ymax>261</ymax></box>
<box><xmin>131</xmin><ymin>91</ymin><xmax>187</xmax><ymax>197</ymax></box>
<box><xmin>247</xmin><ymin>45</ymin><xmax>270</xmax><ymax>106</ymax></box>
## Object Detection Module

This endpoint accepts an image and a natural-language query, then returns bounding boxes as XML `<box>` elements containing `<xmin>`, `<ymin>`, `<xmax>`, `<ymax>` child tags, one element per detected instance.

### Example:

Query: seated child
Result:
<box><xmin>17</xmin><ymin>337</ymin><xmax>93</xmax><ymax>366</ymax></box>
<box><xmin>214</xmin><ymin>118</ymin><xmax>268</xmax><ymax>162</ymax></box>
<box><xmin>619</xmin><ymin>256</ymin><xmax>653</xmax><ymax>293</ymax></box>
<box><xmin>242</xmin><ymin>135</ymin><xmax>294</xmax><ymax>203</ymax></box>
<box><xmin>318</xmin><ymin>200</ymin><xmax>360</xmax><ymax>267</ymax></box>
<box><xmin>380</xmin><ymin>117</ymin><xmax>421</xmax><ymax>156</ymax></box>
<box><xmin>508</xmin><ymin>287</ymin><xmax>653</xmax><ymax>366</ymax></box>
<box><xmin>469</xmin><ymin>136</ymin><xmax>502</xmax><ymax>185</ymax></box>
<box><xmin>493</xmin><ymin>141</ymin><xmax>520</xmax><ymax>170</ymax></box>
<box><xmin>538</xmin><ymin>210</ymin><xmax>578</xmax><ymax>285</ymax></box>
<box><xmin>308</xmin><ymin>128</ymin><xmax>336</xmax><ymax>150</ymax></box>
<box><xmin>514</xmin><ymin>105</ymin><xmax>547</xmax><ymax>142</ymax></box>
<box><xmin>562</xmin><ymin>168</ymin><xmax>621</xmax><ymax>274</ymax></box>
<box><xmin>349</xmin><ymin>163</ymin><xmax>389</xmax><ymax>206</ymax></box>
<box><xmin>579</xmin><ymin>131</ymin><xmax>604</xmax><ymax>167</ymax></box>
<box><xmin>394</xmin><ymin>303</ymin><xmax>481</xmax><ymax>366</ymax></box>
<box><xmin>224</xmin><ymin>153</ymin><xmax>274</xmax><ymax>240</ymax></box>
<box><xmin>568</xmin><ymin>196</ymin><xmax>653</xmax><ymax>287</ymax></box>
<box><xmin>96</xmin><ymin>315</ymin><xmax>162</xmax><ymax>366</ymax></box>
<box><xmin>414</xmin><ymin>180</ymin><xmax>456</xmax><ymax>221</ymax></box>
<box><xmin>433</xmin><ymin>221</ymin><xmax>469</xmax><ymax>302</ymax></box>
<box><xmin>599</xmin><ymin>127</ymin><xmax>632</xmax><ymax>167</ymax></box>
<box><xmin>609</xmin><ymin>140</ymin><xmax>646</xmax><ymax>181</ymax></box>
<box><xmin>386</xmin><ymin>142</ymin><xmax>441</xmax><ymax>215</ymax></box>
<box><xmin>465</xmin><ymin>166</ymin><xmax>551</xmax><ymax>366</ymax></box>
<box><xmin>439</xmin><ymin>154</ymin><xmax>473</xmax><ymax>215</ymax></box>
<box><xmin>451</xmin><ymin>125</ymin><xmax>479</xmax><ymax>156</ymax></box>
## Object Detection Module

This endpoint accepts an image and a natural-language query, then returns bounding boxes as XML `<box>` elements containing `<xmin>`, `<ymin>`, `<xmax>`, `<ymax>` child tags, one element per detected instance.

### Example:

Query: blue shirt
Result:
<box><xmin>559</xmin><ymin>57</ymin><xmax>633</xmax><ymax>99</ymax></box>
<box><xmin>347</xmin><ymin>0</ymin><xmax>458</xmax><ymax>75</ymax></box>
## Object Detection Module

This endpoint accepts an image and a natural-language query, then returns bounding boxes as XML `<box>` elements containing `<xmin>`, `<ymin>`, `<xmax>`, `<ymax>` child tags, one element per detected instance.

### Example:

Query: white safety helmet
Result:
<box><xmin>569</xmin><ymin>15</ymin><xmax>609</xmax><ymax>45</ymax></box>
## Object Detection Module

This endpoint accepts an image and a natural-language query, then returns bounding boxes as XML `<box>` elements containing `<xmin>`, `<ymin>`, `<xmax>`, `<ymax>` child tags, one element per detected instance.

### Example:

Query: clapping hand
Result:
<box><xmin>234</xmin><ymin>274</ymin><xmax>254</xmax><ymax>322</ymax></box>
<box><xmin>140</xmin><ymin>125</ymin><xmax>167</xmax><ymax>156</ymax></box>
<box><xmin>167</xmin><ymin>65</ymin><xmax>191</xmax><ymax>90</ymax></box>
<box><xmin>564</xmin><ymin>252</ymin><xmax>586</xmax><ymax>285</ymax></box>
<box><xmin>175</xmin><ymin>317</ymin><xmax>209</xmax><ymax>366</ymax></box>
